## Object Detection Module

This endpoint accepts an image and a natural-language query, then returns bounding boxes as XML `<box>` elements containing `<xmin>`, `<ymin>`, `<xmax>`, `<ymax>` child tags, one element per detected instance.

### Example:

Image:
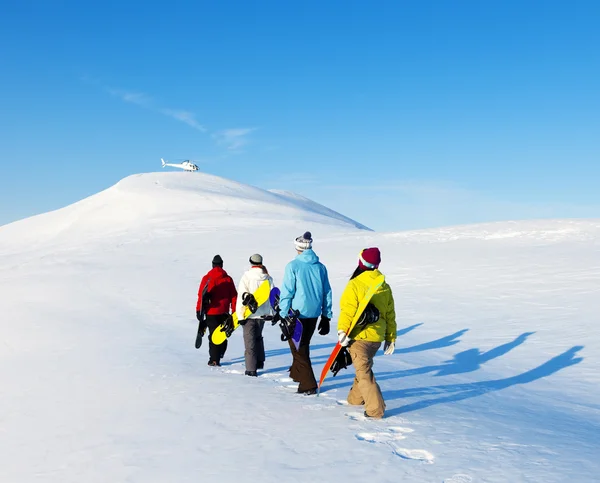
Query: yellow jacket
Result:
<box><xmin>337</xmin><ymin>269</ymin><xmax>397</xmax><ymax>343</ymax></box>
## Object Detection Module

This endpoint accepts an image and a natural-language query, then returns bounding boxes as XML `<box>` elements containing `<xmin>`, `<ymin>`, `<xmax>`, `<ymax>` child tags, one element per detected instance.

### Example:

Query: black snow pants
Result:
<box><xmin>206</xmin><ymin>314</ymin><xmax>229</xmax><ymax>364</ymax></box>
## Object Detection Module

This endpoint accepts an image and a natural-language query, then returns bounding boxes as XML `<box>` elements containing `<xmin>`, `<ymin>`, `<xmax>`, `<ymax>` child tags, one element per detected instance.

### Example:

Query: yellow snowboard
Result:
<box><xmin>211</xmin><ymin>279</ymin><xmax>271</xmax><ymax>345</ymax></box>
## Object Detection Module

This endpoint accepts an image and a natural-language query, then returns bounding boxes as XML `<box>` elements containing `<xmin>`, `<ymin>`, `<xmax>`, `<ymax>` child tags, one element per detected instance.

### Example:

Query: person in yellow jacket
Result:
<box><xmin>337</xmin><ymin>247</ymin><xmax>396</xmax><ymax>418</ymax></box>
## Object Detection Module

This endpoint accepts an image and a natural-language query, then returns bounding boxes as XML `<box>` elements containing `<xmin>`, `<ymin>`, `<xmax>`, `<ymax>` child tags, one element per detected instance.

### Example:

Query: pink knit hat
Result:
<box><xmin>358</xmin><ymin>247</ymin><xmax>381</xmax><ymax>270</ymax></box>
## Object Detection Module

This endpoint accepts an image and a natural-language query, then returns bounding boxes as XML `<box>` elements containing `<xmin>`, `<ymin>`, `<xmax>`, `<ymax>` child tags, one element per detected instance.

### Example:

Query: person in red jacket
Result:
<box><xmin>196</xmin><ymin>255</ymin><xmax>238</xmax><ymax>366</ymax></box>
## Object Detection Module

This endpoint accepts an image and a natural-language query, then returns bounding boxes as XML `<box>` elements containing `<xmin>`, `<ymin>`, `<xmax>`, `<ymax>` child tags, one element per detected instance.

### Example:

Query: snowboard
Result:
<box><xmin>269</xmin><ymin>287</ymin><xmax>303</xmax><ymax>350</ymax></box>
<box><xmin>195</xmin><ymin>281</ymin><xmax>210</xmax><ymax>349</ymax></box>
<box><xmin>317</xmin><ymin>273</ymin><xmax>385</xmax><ymax>393</ymax></box>
<box><xmin>211</xmin><ymin>279</ymin><xmax>271</xmax><ymax>345</ymax></box>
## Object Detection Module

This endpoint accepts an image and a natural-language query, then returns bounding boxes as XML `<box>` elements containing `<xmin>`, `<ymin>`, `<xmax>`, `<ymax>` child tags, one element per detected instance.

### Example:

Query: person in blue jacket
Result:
<box><xmin>279</xmin><ymin>231</ymin><xmax>333</xmax><ymax>395</ymax></box>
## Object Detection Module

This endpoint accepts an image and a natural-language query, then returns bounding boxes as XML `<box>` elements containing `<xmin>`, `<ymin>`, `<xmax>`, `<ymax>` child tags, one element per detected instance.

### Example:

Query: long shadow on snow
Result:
<box><xmin>396</xmin><ymin>323</ymin><xmax>424</xmax><ymax>337</ymax></box>
<box><xmin>384</xmin><ymin>345</ymin><xmax>584</xmax><ymax>416</ymax></box>
<box><xmin>322</xmin><ymin>332</ymin><xmax>534</xmax><ymax>392</ymax></box>
<box><xmin>434</xmin><ymin>331</ymin><xmax>535</xmax><ymax>376</ymax></box>
<box><xmin>396</xmin><ymin>328</ymin><xmax>469</xmax><ymax>354</ymax></box>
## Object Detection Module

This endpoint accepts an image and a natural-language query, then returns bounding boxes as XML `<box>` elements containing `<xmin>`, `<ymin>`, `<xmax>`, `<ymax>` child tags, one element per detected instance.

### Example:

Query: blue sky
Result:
<box><xmin>1</xmin><ymin>0</ymin><xmax>598</xmax><ymax>231</ymax></box>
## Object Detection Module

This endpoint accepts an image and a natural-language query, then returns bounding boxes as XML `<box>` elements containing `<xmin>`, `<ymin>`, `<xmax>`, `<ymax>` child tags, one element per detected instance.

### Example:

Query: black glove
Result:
<box><xmin>196</xmin><ymin>310</ymin><xmax>204</xmax><ymax>322</ymax></box>
<box><xmin>223</xmin><ymin>316</ymin><xmax>235</xmax><ymax>337</ymax></box>
<box><xmin>271</xmin><ymin>311</ymin><xmax>282</xmax><ymax>326</ymax></box>
<box><xmin>318</xmin><ymin>316</ymin><xmax>330</xmax><ymax>335</ymax></box>
<box><xmin>279</xmin><ymin>318</ymin><xmax>294</xmax><ymax>341</ymax></box>
<box><xmin>330</xmin><ymin>346</ymin><xmax>352</xmax><ymax>376</ymax></box>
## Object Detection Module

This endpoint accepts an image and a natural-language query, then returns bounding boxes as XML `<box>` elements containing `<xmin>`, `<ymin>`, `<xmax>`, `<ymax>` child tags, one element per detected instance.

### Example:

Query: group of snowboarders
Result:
<box><xmin>195</xmin><ymin>231</ymin><xmax>397</xmax><ymax>418</ymax></box>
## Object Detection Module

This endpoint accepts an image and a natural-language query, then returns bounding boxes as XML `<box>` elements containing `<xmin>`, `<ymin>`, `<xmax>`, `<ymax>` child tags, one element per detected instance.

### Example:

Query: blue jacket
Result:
<box><xmin>279</xmin><ymin>249</ymin><xmax>333</xmax><ymax>319</ymax></box>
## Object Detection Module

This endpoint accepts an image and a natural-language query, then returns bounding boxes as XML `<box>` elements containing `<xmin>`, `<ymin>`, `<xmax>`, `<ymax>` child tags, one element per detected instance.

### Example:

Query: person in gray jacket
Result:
<box><xmin>236</xmin><ymin>254</ymin><xmax>274</xmax><ymax>376</ymax></box>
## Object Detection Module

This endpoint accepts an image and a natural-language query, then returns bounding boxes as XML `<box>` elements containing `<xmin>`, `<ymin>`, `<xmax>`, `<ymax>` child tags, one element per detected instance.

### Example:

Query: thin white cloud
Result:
<box><xmin>159</xmin><ymin>109</ymin><xmax>206</xmax><ymax>132</ymax></box>
<box><xmin>100</xmin><ymin>83</ymin><xmax>259</xmax><ymax>145</ymax></box>
<box><xmin>213</xmin><ymin>128</ymin><xmax>257</xmax><ymax>151</ymax></box>
<box><xmin>108</xmin><ymin>89</ymin><xmax>152</xmax><ymax>107</ymax></box>
<box><xmin>107</xmin><ymin>88</ymin><xmax>206</xmax><ymax>132</ymax></box>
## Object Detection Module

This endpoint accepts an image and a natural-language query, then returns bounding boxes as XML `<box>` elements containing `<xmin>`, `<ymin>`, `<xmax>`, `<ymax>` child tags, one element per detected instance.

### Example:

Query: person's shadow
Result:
<box><xmin>323</xmin><ymin>331</ymin><xmax>529</xmax><ymax>391</ymax></box>
<box><xmin>396</xmin><ymin>329</ymin><xmax>469</xmax><ymax>354</ymax></box>
<box><xmin>384</xmin><ymin>345</ymin><xmax>584</xmax><ymax>417</ymax></box>
<box><xmin>434</xmin><ymin>332</ymin><xmax>535</xmax><ymax>376</ymax></box>
<box><xmin>396</xmin><ymin>323</ymin><xmax>424</xmax><ymax>337</ymax></box>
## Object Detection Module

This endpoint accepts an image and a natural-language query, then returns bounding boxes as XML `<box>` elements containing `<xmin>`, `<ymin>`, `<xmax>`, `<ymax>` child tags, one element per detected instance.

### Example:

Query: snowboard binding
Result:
<box><xmin>356</xmin><ymin>303</ymin><xmax>379</xmax><ymax>328</ymax></box>
<box><xmin>195</xmin><ymin>327</ymin><xmax>206</xmax><ymax>349</ymax></box>
<box><xmin>242</xmin><ymin>292</ymin><xmax>259</xmax><ymax>313</ymax></box>
<box><xmin>222</xmin><ymin>315</ymin><xmax>235</xmax><ymax>337</ymax></box>
<box><xmin>330</xmin><ymin>347</ymin><xmax>353</xmax><ymax>376</ymax></box>
<box><xmin>270</xmin><ymin>309</ymin><xmax>282</xmax><ymax>326</ymax></box>
<box><xmin>268</xmin><ymin>287</ymin><xmax>303</xmax><ymax>349</ymax></box>
<box><xmin>279</xmin><ymin>310</ymin><xmax>300</xmax><ymax>342</ymax></box>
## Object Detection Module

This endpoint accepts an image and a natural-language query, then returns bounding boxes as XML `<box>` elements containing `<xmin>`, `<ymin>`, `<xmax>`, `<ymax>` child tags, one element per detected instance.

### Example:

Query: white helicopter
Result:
<box><xmin>161</xmin><ymin>158</ymin><xmax>199</xmax><ymax>172</ymax></box>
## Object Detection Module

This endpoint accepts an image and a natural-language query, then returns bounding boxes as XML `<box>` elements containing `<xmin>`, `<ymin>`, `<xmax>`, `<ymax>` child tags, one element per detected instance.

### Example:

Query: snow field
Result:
<box><xmin>1</xmin><ymin>172</ymin><xmax>598</xmax><ymax>482</ymax></box>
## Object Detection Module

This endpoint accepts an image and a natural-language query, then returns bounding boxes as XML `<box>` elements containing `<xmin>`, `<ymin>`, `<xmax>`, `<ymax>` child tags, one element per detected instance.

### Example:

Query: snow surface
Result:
<box><xmin>1</xmin><ymin>172</ymin><xmax>599</xmax><ymax>483</ymax></box>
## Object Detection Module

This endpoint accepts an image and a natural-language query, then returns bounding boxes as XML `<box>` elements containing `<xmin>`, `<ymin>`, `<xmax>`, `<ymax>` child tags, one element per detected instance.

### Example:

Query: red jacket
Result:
<box><xmin>196</xmin><ymin>267</ymin><xmax>238</xmax><ymax>315</ymax></box>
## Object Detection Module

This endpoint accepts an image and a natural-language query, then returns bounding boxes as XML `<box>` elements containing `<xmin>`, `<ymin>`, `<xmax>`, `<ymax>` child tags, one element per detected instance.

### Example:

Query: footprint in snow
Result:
<box><xmin>389</xmin><ymin>426</ymin><xmax>414</xmax><ymax>433</ymax></box>
<box><xmin>345</xmin><ymin>411</ymin><xmax>411</xmax><ymax>424</ymax></box>
<box><xmin>258</xmin><ymin>372</ymin><xmax>284</xmax><ymax>379</ymax></box>
<box><xmin>348</xmin><ymin>413</ymin><xmax>433</xmax><ymax>464</ymax></box>
<box><xmin>443</xmin><ymin>475</ymin><xmax>472</xmax><ymax>483</ymax></box>
<box><xmin>303</xmin><ymin>404</ymin><xmax>336</xmax><ymax>411</ymax></box>
<box><xmin>356</xmin><ymin>428</ymin><xmax>412</xmax><ymax>442</ymax></box>
<box><xmin>392</xmin><ymin>447</ymin><xmax>435</xmax><ymax>464</ymax></box>
<box><xmin>320</xmin><ymin>389</ymin><xmax>338</xmax><ymax>396</ymax></box>
<box><xmin>345</xmin><ymin>411</ymin><xmax>370</xmax><ymax>421</ymax></box>
<box><xmin>274</xmin><ymin>384</ymin><xmax>298</xmax><ymax>393</ymax></box>
<box><xmin>345</xmin><ymin>411</ymin><xmax>402</xmax><ymax>422</ymax></box>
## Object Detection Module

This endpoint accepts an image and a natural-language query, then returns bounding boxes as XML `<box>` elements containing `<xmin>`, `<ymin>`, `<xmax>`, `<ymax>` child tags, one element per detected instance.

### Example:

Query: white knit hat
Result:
<box><xmin>294</xmin><ymin>231</ymin><xmax>313</xmax><ymax>251</ymax></box>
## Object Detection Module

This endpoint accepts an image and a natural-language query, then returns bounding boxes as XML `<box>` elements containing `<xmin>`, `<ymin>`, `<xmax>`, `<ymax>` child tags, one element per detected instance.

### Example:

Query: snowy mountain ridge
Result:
<box><xmin>0</xmin><ymin>172</ymin><xmax>368</xmax><ymax>242</ymax></box>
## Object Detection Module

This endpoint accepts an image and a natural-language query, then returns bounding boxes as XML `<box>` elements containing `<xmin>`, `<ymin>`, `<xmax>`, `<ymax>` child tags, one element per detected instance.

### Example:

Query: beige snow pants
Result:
<box><xmin>347</xmin><ymin>340</ymin><xmax>386</xmax><ymax>418</ymax></box>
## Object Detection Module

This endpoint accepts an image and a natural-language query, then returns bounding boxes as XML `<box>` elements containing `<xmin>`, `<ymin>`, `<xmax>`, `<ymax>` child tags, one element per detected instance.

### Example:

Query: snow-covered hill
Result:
<box><xmin>0</xmin><ymin>173</ymin><xmax>368</xmax><ymax>255</ymax></box>
<box><xmin>1</xmin><ymin>173</ymin><xmax>599</xmax><ymax>483</ymax></box>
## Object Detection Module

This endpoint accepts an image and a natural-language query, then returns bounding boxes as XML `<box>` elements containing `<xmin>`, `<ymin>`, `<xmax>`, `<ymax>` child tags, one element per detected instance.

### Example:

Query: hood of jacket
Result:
<box><xmin>244</xmin><ymin>266</ymin><xmax>270</xmax><ymax>282</ymax></box>
<box><xmin>236</xmin><ymin>267</ymin><xmax>273</xmax><ymax>319</ymax></box>
<box><xmin>355</xmin><ymin>268</ymin><xmax>383</xmax><ymax>283</ymax></box>
<box><xmin>207</xmin><ymin>266</ymin><xmax>230</xmax><ymax>280</ymax></box>
<box><xmin>296</xmin><ymin>248</ymin><xmax>319</xmax><ymax>264</ymax></box>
